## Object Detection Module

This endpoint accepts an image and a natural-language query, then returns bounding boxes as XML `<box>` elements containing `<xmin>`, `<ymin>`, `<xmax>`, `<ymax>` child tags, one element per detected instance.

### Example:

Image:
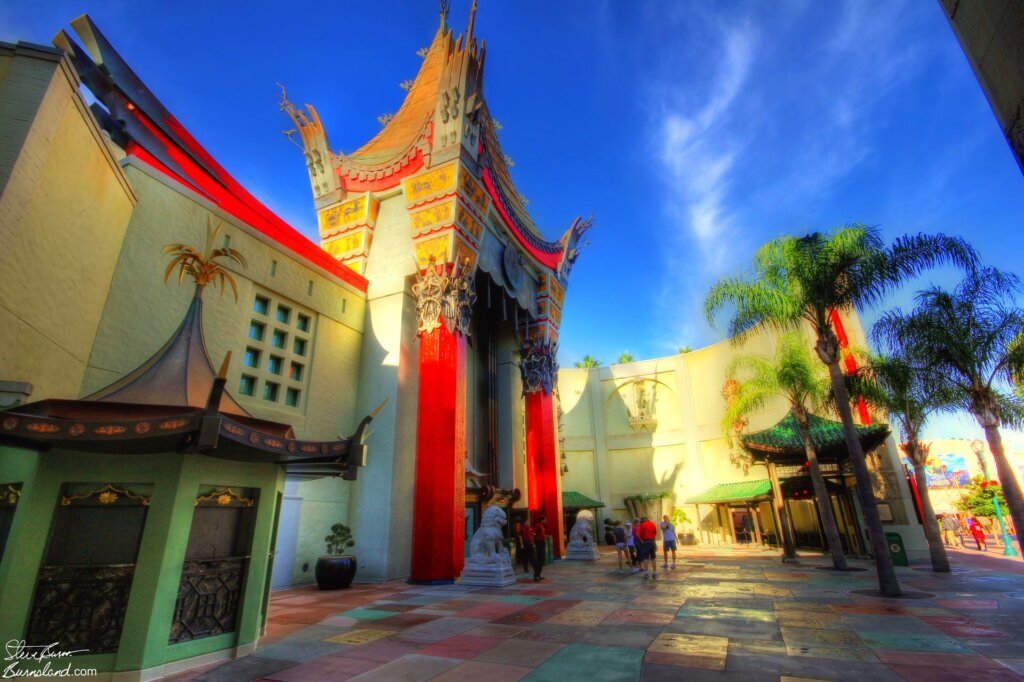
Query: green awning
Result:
<box><xmin>686</xmin><ymin>480</ymin><xmax>771</xmax><ymax>504</ymax></box>
<box><xmin>562</xmin><ymin>491</ymin><xmax>605</xmax><ymax>508</ymax></box>
<box><xmin>739</xmin><ymin>410</ymin><xmax>889</xmax><ymax>463</ymax></box>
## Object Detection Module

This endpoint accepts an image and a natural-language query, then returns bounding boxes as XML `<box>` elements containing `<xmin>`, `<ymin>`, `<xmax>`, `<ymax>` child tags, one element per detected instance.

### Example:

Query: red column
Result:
<box><xmin>525</xmin><ymin>383</ymin><xmax>564</xmax><ymax>558</ymax></box>
<box><xmin>410</xmin><ymin>314</ymin><xmax>468</xmax><ymax>582</ymax></box>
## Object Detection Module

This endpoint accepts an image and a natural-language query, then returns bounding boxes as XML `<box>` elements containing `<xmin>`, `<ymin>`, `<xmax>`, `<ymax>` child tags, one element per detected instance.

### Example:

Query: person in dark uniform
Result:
<box><xmin>532</xmin><ymin>516</ymin><xmax>547</xmax><ymax>581</ymax></box>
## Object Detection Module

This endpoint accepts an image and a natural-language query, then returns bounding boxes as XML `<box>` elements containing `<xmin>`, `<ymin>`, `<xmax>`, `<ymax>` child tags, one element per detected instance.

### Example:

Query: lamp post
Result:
<box><xmin>983</xmin><ymin>481</ymin><xmax>1015</xmax><ymax>557</ymax></box>
<box><xmin>970</xmin><ymin>439</ymin><xmax>990</xmax><ymax>480</ymax></box>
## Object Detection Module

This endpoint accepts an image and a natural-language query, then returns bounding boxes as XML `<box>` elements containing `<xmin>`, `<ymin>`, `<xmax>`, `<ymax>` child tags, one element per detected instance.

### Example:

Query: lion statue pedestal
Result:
<box><xmin>459</xmin><ymin>506</ymin><xmax>516</xmax><ymax>587</ymax></box>
<box><xmin>566</xmin><ymin>510</ymin><xmax>598</xmax><ymax>561</ymax></box>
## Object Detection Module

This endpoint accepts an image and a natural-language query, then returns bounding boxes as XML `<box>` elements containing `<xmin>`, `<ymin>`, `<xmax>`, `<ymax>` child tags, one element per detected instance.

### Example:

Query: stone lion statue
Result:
<box><xmin>467</xmin><ymin>506</ymin><xmax>510</xmax><ymax>564</ymax></box>
<box><xmin>568</xmin><ymin>510</ymin><xmax>594</xmax><ymax>544</ymax></box>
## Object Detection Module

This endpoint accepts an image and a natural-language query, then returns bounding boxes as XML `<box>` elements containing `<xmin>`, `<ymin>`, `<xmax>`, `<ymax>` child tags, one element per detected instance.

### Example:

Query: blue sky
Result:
<box><xmin>4</xmin><ymin>1</ymin><xmax>1023</xmax><ymax>440</ymax></box>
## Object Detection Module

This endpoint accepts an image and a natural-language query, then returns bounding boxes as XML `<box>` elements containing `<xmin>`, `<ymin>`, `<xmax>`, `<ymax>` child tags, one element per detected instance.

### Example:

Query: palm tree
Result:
<box><xmin>724</xmin><ymin>332</ymin><xmax>848</xmax><ymax>569</ymax></box>
<box><xmin>874</xmin><ymin>267</ymin><xmax>1024</xmax><ymax>556</ymax></box>
<box><xmin>163</xmin><ymin>217</ymin><xmax>247</xmax><ymax>299</ymax></box>
<box><xmin>575</xmin><ymin>355</ymin><xmax>602</xmax><ymax>369</ymax></box>
<box><xmin>849</xmin><ymin>342</ymin><xmax>957</xmax><ymax>573</ymax></box>
<box><xmin>679</xmin><ymin>346</ymin><xmax>693</xmax><ymax>354</ymax></box>
<box><xmin>617</xmin><ymin>351</ymin><xmax>635</xmax><ymax>364</ymax></box>
<box><xmin>705</xmin><ymin>224</ymin><xmax>976</xmax><ymax>596</ymax></box>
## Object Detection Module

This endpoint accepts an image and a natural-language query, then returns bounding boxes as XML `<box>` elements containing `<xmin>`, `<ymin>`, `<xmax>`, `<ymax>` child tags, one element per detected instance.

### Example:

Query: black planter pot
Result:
<box><xmin>315</xmin><ymin>555</ymin><xmax>357</xmax><ymax>590</ymax></box>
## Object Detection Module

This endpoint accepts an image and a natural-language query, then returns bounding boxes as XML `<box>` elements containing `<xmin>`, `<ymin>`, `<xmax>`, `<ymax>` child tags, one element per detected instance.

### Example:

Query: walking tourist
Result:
<box><xmin>612</xmin><ymin>520</ymin><xmax>629</xmax><ymax>573</ymax></box>
<box><xmin>638</xmin><ymin>515</ymin><xmax>659</xmax><ymax>579</ymax></box>
<box><xmin>969</xmin><ymin>517</ymin><xmax>988</xmax><ymax>552</ymax></box>
<box><xmin>626</xmin><ymin>521</ymin><xmax>639</xmax><ymax>573</ymax></box>
<box><xmin>532</xmin><ymin>516</ymin><xmax>547</xmax><ymax>581</ymax></box>
<box><xmin>941</xmin><ymin>513</ymin><xmax>962</xmax><ymax>547</ymax></box>
<box><xmin>518</xmin><ymin>519</ymin><xmax>534</xmax><ymax>574</ymax></box>
<box><xmin>660</xmin><ymin>514</ymin><xmax>677</xmax><ymax>569</ymax></box>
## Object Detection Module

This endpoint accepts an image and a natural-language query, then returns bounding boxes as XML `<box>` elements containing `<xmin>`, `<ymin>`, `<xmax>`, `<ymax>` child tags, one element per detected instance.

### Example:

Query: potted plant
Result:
<box><xmin>316</xmin><ymin>522</ymin><xmax>356</xmax><ymax>590</ymax></box>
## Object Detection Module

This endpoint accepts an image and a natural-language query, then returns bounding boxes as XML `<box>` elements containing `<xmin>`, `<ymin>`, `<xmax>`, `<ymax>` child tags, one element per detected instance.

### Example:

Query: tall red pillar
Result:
<box><xmin>521</xmin><ymin>340</ymin><xmax>564</xmax><ymax>558</ymax></box>
<box><xmin>410</xmin><ymin>262</ymin><xmax>473</xmax><ymax>582</ymax></box>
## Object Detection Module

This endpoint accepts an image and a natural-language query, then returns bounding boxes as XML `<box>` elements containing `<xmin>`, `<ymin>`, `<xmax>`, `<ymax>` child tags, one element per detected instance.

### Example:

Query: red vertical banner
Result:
<box><xmin>410</xmin><ymin>315</ymin><xmax>468</xmax><ymax>582</ymax></box>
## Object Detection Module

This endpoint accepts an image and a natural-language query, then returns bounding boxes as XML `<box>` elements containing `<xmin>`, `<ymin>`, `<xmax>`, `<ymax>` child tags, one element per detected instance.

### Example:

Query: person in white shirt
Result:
<box><xmin>660</xmin><ymin>515</ymin><xmax>677</xmax><ymax>569</ymax></box>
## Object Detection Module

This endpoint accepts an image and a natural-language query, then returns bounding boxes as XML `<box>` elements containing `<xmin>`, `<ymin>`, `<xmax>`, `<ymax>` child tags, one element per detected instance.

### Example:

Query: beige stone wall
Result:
<box><xmin>81</xmin><ymin>162</ymin><xmax>365</xmax><ymax>440</ymax></box>
<box><xmin>557</xmin><ymin>315</ymin><xmax>929</xmax><ymax>557</ymax></box>
<box><xmin>0</xmin><ymin>45</ymin><xmax>135</xmax><ymax>401</ymax></box>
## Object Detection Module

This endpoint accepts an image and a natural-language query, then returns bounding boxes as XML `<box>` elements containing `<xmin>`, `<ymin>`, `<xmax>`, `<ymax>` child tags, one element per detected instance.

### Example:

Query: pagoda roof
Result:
<box><xmin>335</xmin><ymin>11</ymin><xmax>578</xmax><ymax>270</ymax></box>
<box><xmin>562</xmin><ymin>491</ymin><xmax>606</xmax><ymax>509</ymax></box>
<box><xmin>344</xmin><ymin>27</ymin><xmax>448</xmax><ymax>173</ymax></box>
<box><xmin>0</xmin><ymin>286</ymin><xmax>376</xmax><ymax>479</ymax></box>
<box><xmin>84</xmin><ymin>289</ymin><xmax>249</xmax><ymax>416</ymax></box>
<box><xmin>686</xmin><ymin>480</ymin><xmax>771</xmax><ymax>504</ymax></box>
<box><xmin>739</xmin><ymin>410</ymin><xmax>890</xmax><ymax>463</ymax></box>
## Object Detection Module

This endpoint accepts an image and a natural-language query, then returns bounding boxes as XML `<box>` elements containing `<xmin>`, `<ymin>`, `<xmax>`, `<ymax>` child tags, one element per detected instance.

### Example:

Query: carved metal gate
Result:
<box><xmin>26</xmin><ymin>484</ymin><xmax>150</xmax><ymax>653</ymax></box>
<box><xmin>169</xmin><ymin>488</ymin><xmax>255</xmax><ymax>644</ymax></box>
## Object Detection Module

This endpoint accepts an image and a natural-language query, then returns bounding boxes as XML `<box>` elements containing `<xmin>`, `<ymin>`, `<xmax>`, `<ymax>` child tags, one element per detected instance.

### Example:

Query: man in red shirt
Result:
<box><xmin>638</xmin><ymin>516</ymin><xmax>659</xmax><ymax>579</ymax></box>
<box><xmin>532</xmin><ymin>516</ymin><xmax>547</xmax><ymax>581</ymax></box>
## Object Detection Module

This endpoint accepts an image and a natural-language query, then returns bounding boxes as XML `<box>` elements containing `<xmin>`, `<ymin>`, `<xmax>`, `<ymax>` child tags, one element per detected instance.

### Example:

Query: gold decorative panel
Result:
<box><xmin>403</xmin><ymin>162</ymin><xmax>457</xmax><ymax>206</ymax></box>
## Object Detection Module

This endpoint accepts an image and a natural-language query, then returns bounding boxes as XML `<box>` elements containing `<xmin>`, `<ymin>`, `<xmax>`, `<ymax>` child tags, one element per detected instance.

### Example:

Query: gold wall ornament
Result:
<box><xmin>162</xmin><ymin>217</ymin><xmax>247</xmax><ymax>301</ymax></box>
<box><xmin>195</xmin><ymin>488</ymin><xmax>254</xmax><ymax>507</ymax></box>
<box><xmin>628</xmin><ymin>380</ymin><xmax>657</xmax><ymax>431</ymax></box>
<box><xmin>60</xmin><ymin>483</ymin><xmax>151</xmax><ymax>506</ymax></box>
<box><xmin>2</xmin><ymin>484</ymin><xmax>21</xmax><ymax>506</ymax></box>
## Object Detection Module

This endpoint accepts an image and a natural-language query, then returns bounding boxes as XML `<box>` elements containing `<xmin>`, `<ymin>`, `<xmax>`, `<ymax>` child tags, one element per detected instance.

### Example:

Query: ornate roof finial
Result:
<box><xmin>467</xmin><ymin>0</ymin><xmax>478</xmax><ymax>44</ymax></box>
<box><xmin>440</xmin><ymin>0</ymin><xmax>451</xmax><ymax>31</ymax></box>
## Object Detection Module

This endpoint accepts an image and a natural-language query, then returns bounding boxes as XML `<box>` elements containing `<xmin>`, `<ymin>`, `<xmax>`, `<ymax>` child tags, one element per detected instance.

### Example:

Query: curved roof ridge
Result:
<box><xmin>343</xmin><ymin>28</ymin><xmax>448</xmax><ymax>171</ymax></box>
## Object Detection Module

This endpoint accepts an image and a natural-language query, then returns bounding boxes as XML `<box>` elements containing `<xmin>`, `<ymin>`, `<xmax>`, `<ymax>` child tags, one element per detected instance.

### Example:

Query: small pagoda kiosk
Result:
<box><xmin>688</xmin><ymin>411</ymin><xmax>890</xmax><ymax>557</ymax></box>
<box><xmin>0</xmin><ymin>285</ymin><xmax>376</xmax><ymax>674</ymax></box>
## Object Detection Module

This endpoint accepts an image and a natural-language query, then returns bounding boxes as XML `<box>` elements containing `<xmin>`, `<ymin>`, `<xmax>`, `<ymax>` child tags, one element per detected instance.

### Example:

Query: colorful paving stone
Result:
<box><xmin>325</xmin><ymin>629</ymin><xmax>395</xmax><ymax>645</ymax></box>
<box><xmin>176</xmin><ymin>545</ymin><xmax>1024</xmax><ymax>682</ymax></box>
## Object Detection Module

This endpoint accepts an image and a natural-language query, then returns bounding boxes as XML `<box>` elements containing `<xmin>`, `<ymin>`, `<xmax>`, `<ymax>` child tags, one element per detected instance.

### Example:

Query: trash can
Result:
<box><xmin>885</xmin><ymin>532</ymin><xmax>908</xmax><ymax>567</ymax></box>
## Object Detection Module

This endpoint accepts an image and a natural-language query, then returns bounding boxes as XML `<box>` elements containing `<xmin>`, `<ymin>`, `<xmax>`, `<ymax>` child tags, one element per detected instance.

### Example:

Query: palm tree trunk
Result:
<box><xmin>767</xmin><ymin>460</ymin><xmax>798</xmax><ymax>562</ymax></box>
<box><xmin>982</xmin><ymin>424</ymin><xmax>1024</xmax><ymax>554</ymax></box>
<box><xmin>794</xmin><ymin>409</ymin><xmax>848</xmax><ymax>569</ymax></box>
<box><xmin>826</xmin><ymin>360</ymin><xmax>902</xmax><ymax>595</ymax></box>
<box><xmin>912</xmin><ymin>460</ymin><xmax>950</xmax><ymax>572</ymax></box>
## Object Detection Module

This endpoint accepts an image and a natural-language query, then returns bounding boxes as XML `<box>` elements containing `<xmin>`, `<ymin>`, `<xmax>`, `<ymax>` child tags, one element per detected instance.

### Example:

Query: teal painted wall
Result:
<box><xmin>0</xmin><ymin>447</ymin><xmax>283</xmax><ymax>674</ymax></box>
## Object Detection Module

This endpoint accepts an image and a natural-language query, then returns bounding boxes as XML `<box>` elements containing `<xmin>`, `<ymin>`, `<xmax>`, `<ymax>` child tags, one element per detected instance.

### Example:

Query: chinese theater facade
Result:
<box><xmin>0</xmin><ymin>6</ymin><xmax>587</xmax><ymax>677</ymax></box>
<box><xmin>281</xmin><ymin>8</ymin><xmax>591</xmax><ymax>582</ymax></box>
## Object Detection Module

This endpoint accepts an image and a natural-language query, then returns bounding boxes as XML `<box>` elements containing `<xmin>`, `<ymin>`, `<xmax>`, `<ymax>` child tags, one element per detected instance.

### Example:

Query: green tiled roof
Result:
<box><xmin>739</xmin><ymin>410</ymin><xmax>889</xmax><ymax>462</ymax></box>
<box><xmin>686</xmin><ymin>480</ymin><xmax>771</xmax><ymax>504</ymax></box>
<box><xmin>562</xmin><ymin>491</ymin><xmax>605</xmax><ymax>508</ymax></box>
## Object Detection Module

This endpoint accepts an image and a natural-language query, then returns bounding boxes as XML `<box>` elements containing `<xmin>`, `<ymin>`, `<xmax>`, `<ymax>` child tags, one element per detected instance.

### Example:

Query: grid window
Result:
<box><xmin>244</xmin><ymin>347</ymin><xmax>261</xmax><ymax>368</ymax></box>
<box><xmin>244</xmin><ymin>290</ymin><xmax>313</xmax><ymax>409</ymax></box>
<box><xmin>263</xmin><ymin>382</ymin><xmax>279</xmax><ymax>402</ymax></box>
<box><xmin>268</xmin><ymin>355</ymin><xmax>283</xmax><ymax>375</ymax></box>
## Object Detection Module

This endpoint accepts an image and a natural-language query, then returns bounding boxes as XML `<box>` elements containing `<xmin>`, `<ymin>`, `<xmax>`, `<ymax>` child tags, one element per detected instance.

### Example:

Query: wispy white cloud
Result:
<box><xmin>646</xmin><ymin>1</ymin><xmax>928</xmax><ymax>353</ymax></box>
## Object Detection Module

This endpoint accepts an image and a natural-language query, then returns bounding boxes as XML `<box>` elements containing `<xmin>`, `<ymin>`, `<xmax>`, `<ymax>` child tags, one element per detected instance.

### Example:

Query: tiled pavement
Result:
<box><xmin>168</xmin><ymin>545</ymin><xmax>1024</xmax><ymax>681</ymax></box>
